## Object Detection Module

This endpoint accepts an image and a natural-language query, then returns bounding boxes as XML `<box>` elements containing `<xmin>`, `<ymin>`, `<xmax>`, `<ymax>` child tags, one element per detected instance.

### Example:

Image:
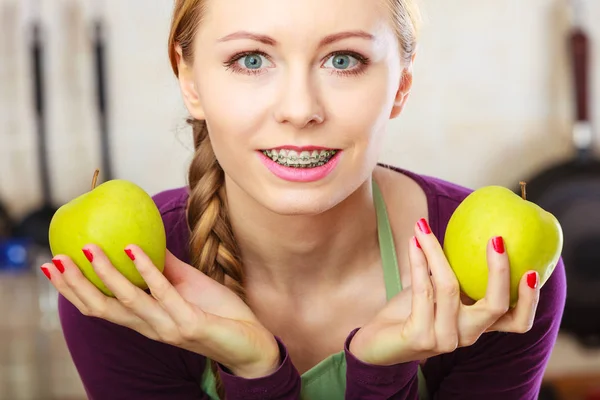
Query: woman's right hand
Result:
<box><xmin>43</xmin><ymin>244</ymin><xmax>280</xmax><ymax>379</ymax></box>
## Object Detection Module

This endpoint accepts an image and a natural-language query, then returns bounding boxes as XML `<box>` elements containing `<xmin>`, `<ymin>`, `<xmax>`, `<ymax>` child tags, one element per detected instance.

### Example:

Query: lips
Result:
<box><xmin>258</xmin><ymin>149</ymin><xmax>342</xmax><ymax>182</ymax></box>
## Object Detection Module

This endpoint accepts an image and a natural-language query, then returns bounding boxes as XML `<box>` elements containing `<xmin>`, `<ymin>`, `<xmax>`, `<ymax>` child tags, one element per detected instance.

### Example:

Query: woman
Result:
<box><xmin>42</xmin><ymin>0</ymin><xmax>566</xmax><ymax>399</ymax></box>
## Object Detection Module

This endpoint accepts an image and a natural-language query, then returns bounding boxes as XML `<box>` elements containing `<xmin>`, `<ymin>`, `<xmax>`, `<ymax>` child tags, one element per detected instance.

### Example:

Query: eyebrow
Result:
<box><xmin>216</xmin><ymin>30</ymin><xmax>375</xmax><ymax>47</ymax></box>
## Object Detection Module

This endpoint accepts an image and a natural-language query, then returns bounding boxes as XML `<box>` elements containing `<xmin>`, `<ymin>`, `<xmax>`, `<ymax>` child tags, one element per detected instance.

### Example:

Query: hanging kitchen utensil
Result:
<box><xmin>92</xmin><ymin>1</ymin><xmax>113</xmax><ymax>181</ymax></box>
<box><xmin>13</xmin><ymin>0</ymin><xmax>59</xmax><ymax>249</ymax></box>
<box><xmin>516</xmin><ymin>0</ymin><xmax>600</xmax><ymax>346</ymax></box>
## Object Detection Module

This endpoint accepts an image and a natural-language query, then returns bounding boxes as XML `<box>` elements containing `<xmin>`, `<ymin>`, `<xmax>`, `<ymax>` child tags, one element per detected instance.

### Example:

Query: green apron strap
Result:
<box><xmin>372</xmin><ymin>180</ymin><xmax>403</xmax><ymax>301</ymax></box>
<box><xmin>418</xmin><ymin>364</ymin><xmax>430</xmax><ymax>400</ymax></box>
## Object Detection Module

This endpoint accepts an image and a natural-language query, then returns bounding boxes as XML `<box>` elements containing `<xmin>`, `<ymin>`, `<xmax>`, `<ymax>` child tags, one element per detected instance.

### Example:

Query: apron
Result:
<box><xmin>200</xmin><ymin>180</ymin><xmax>430</xmax><ymax>399</ymax></box>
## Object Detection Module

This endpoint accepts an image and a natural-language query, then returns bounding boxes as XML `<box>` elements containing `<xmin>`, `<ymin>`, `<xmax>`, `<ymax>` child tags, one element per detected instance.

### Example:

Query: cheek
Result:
<box><xmin>194</xmin><ymin>66</ymin><xmax>274</xmax><ymax>146</ymax></box>
<box><xmin>326</xmin><ymin>73</ymin><xmax>395</xmax><ymax>150</ymax></box>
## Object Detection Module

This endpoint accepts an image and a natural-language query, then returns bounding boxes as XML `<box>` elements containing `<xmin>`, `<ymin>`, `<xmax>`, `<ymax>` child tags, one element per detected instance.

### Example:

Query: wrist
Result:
<box><xmin>229</xmin><ymin>335</ymin><xmax>281</xmax><ymax>379</ymax></box>
<box><xmin>348</xmin><ymin>327</ymin><xmax>375</xmax><ymax>364</ymax></box>
<box><xmin>348</xmin><ymin>325</ymin><xmax>411</xmax><ymax>366</ymax></box>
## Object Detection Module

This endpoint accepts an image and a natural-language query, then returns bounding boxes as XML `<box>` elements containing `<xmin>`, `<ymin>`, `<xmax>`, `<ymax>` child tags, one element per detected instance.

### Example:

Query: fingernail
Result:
<box><xmin>41</xmin><ymin>266</ymin><xmax>51</xmax><ymax>280</ymax></box>
<box><xmin>82</xmin><ymin>248</ymin><xmax>93</xmax><ymax>262</ymax></box>
<box><xmin>417</xmin><ymin>218</ymin><xmax>431</xmax><ymax>234</ymax></box>
<box><xmin>492</xmin><ymin>236</ymin><xmax>505</xmax><ymax>254</ymax></box>
<box><xmin>124</xmin><ymin>248</ymin><xmax>135</xmax><ymax>261</ymax></box>
<box><xmin>527</xmin><ymin>272</ymin><xmax>538</xmax><ymax>289</ymax></box>
<box><xmin>52</xmin><ymin>259</ymin><xmax>65</xmax><ymax>274</ymax></box>
<box><xmin>413</xmin><ymin>236</ymin><xmax>421</xmax><ymax>249</ymax></box>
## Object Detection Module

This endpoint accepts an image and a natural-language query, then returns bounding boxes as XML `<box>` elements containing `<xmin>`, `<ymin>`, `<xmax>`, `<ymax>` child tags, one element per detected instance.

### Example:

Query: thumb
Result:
<box><xmin>162</xmin><ymin>250</ymin><xmax>200</xmax><ymax>284</ymax></box>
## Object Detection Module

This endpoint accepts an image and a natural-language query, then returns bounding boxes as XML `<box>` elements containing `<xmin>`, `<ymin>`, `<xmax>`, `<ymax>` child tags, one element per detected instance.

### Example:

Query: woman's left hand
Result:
<box><xmin>349</xmin><ymin>218</ymin><xmax>541</xmax><ymax>366</ymax></box>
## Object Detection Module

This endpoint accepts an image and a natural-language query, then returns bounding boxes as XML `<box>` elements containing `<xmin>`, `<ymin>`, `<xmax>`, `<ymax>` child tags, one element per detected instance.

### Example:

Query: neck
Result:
<box><xmin>225</xmin><ymin>177</ymin><xmax>380</xmax><ymax>295</ymax></box>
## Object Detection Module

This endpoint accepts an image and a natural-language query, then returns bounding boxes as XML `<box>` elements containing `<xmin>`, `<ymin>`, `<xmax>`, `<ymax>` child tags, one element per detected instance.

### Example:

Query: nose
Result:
<box><xmin>273</xmin><ymin>68</ymin><xmax>325</xmax><ymax>129</ymax></box>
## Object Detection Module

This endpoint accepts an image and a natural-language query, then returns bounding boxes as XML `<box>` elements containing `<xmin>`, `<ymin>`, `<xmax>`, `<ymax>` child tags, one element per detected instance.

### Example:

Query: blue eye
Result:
<box><xmin>243</xmin><ymin>54</ymin><xmax>263</xmax><ymax>69</ymax></box>
<box><xmin>235</xmin><ymin>53</ymin><xmax>273</xmax><ymax>71</ymax></box>
<box><xmin>324</xmin><ymin>54</ymin><xmax>359</xmax><ymax>70</ymax></box>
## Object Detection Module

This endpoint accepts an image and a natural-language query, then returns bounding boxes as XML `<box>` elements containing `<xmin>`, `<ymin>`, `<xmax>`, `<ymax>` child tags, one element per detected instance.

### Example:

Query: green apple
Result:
<box><xmin>49</xmin><ymin>170</ymin><xmax>166</xmax><ymax>297</ymax></box>
<box><xmin>443</xmin><ymin>184</ymin><xmax>563</xmax><ymax>305</ymax></box>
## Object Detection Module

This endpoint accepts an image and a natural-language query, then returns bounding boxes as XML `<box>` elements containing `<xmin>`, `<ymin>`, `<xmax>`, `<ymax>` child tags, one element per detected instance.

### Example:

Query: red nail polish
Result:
<box><xmin>527</xmin><ymin>272</ymin><xmax>538</xmax><ymax>289</ymax></box>
<box><xmin>41</xmin><ymin>266</ymin><xmax>51</xmax><ymax>280</ymax></box>
<box><xmin>124</xmin><ymin>248</ymin><xmax>135</xmax><ymax>261</ymax></box>
<box><xmin>52</xmin><ymin>259</ymin><xmax>65</xmax><ymax>274</ymax></box>
<box><xmin>413</xmin><ymin>236</ymin><xmax>422</xmax><ymax>249</ymax></box>
<box><xmin>417</xmin><ymin>218</ymin><xmax>431</xmax><ymax>234</ymax></box>
<box><xmin>492</xmin><ymin>236</ymin><xmax>505</xmax><ymax>254</ymax></box>
<box><xmin>82</xmin><ymin>248</ymin><xmax>93</xmax><ymax>262</ymax></box>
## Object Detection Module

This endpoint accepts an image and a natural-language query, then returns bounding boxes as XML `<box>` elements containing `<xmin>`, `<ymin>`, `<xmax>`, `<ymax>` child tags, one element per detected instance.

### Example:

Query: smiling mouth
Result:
<box><xmin>260</xmin><ymin>148</ymin><xmax>339</xmax><ymax>168</ymax></box>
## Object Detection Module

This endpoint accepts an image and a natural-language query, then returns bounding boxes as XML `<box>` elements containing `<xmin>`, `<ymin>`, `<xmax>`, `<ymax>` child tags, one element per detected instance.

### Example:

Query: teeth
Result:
<box><xmin>299</xmin><ymin>151</ymin><xmax>311</xmax><ymax>165</ymax></box>
<box><xmin>288</xmin><ymin>150</ymin><xmax>299</xmax><ymax>165</ymax></box>
<box><xmin>262</xmin><ymin>149</ymin><xmax>337</xmax><ymax>168</ymax></box>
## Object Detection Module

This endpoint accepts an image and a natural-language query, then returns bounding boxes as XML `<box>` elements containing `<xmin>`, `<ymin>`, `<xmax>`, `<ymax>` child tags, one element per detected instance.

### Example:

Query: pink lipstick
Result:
<box><xmin>258</xmin><ymin>146</ymin><xmax>341</xmax><ymax>182</ymax></box>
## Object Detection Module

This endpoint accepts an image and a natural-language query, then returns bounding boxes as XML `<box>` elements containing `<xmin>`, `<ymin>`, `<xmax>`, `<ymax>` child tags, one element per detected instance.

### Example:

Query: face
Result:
<box><xmin>177</xmin><ymin>0</ymin><xmax>413</xmax><ymax>215</ymax></box>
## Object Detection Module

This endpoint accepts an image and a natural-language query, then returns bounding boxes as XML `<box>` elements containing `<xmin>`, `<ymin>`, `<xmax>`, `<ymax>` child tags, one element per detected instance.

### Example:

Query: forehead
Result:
<box><xmin>199</xmin><ymin>0</ymin><xmax>393</xmax><ymax>42</ymax></box>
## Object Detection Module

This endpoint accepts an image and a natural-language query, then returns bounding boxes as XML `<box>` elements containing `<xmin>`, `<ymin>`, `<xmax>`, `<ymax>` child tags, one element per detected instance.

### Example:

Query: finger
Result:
<box><xmin>458</xmin><ymin>237</ymin><xmax>512</xmax><ymax>345</ymax></box>
<box><xmin>80</xmin><ymin>245</ymin><xmax>174</xmax><ymax>330</ymax></box>
<box><xmin>488</xmin><ymin>270</ymin><xmax>540</xmax><ymax>334</ymax></box>
<box><xmin>162</xmin><ymin>250</ymin><xmax>187</xmax><ymax>284</ymax></box>
<box><xmin>163</xmin><ymin>250</ymin><xmax>215</xmax><ymax>289</ymax></box>
<box><xmin>464</xmin><ymin>237</ymin><xmax>511</xmax><ymax>335</ymax></box>
<box><xmin>42</xmin><ymin>262</ymin><xmax>88</xmax><ymax>313</ymax></box>
<box><xmin>414</xmin><ymin>218</ymin><xmax>456</xmax><ymax>290</ymax></box>
<box><xmin>482</xmin><ymin>236</ymin><xmax>510</xmax><ymax>313</ymax></box>
<box><xmin>407</xmin><ymin>236</ymin><xmax>435</xmax><ymax>342</ymax></box>
<box><xmin>414</xmin><ymin>219</ymin><xmax>460</xmax><ymax>351</ymax></box>
<box><xmin>52</xmin><ymin>255</ymin><xmax>157</xmax><ymax>338</ymax></box>
<box><xmin>125</xmin><ymin>245</ymin><xmax>204</xmax><ymax>328</ymax></box>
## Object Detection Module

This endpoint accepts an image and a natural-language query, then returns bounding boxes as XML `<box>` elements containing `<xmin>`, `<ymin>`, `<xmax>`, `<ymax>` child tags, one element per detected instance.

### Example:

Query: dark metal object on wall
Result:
<box><xmin>517</xmin><ymin>0</ymin><xmax>600</xmax><ymax>346</ymax></box>
<box><xmin>13</xmin><ymin>19</ymin><xmax>58</xmax><ymax>249</ymax></box>
<box><xmin>93</xmin><ymin>17</ymin><xmax>113</xmax><ymax>182</ymax></box>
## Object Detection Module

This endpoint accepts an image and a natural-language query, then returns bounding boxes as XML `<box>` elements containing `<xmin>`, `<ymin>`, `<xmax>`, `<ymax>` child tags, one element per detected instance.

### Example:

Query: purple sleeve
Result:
<box><xmin>58</xmin><ymin>295</ymin><xmax>209</xmax><ymax>400</ymax></box>
<box><xmin>424</xmin><ymin>257</ymin><xmax>567</xmax><ymax>399</ymax></box>
<box><xmin>217</xmin><ymin>336</ymin><xmax>302</xmax><ymax>399</ymax></box>
<box><xmin>344</xmin><ymin>329</ymin><xmax>420</xmax><ymax>399</ymax></box>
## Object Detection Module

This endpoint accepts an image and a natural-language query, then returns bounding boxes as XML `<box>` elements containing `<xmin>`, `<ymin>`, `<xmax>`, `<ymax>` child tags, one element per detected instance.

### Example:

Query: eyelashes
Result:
<box><xmin>223</xmin><ymin>49</ymin><xmax>371</xmax><ymax>77</ymax></box>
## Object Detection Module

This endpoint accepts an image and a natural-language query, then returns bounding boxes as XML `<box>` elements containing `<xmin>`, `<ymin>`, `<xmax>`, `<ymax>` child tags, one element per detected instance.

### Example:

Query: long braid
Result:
<box><xmin>186</xmin><ymin>118</ymin><xmax>246</xmax><ymax>398</ymax></box>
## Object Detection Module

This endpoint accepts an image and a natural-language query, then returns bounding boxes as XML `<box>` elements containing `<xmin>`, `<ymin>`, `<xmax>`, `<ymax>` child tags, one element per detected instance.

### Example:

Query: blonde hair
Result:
<box><xmin>167</xmin><ymin>0</ymin><xmax>420</xmax><ymax>397</ymax></box>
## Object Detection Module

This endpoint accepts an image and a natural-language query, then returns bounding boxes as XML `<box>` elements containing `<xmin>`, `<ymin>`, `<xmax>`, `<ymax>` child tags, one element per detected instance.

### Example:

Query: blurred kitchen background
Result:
<box><xmin>1</xmin><ymin>0</ymin><xmax>600</xmax><ymax>399</ymax></box>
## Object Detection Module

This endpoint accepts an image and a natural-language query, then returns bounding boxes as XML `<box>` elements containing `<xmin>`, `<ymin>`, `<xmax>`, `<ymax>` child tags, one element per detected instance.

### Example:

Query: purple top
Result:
<box><xmin>58</xmin><ymin>167</ymin><xmax>566</xmax><ymax>399</ymax></box>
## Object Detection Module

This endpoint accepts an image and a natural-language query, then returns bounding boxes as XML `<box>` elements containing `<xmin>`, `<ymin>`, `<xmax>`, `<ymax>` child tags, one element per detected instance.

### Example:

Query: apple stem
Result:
<box><xmin>92</xmin><ymin>169</ymin><xmax>100</xmax><ymax>190</ymax></box>
<box><xmin>519</xmin><ymin>181</ymin><xmax>527</xmax><ymax>200</ymax></box>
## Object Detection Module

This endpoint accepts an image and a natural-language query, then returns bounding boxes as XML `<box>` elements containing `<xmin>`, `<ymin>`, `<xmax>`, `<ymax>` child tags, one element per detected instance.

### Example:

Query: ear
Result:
<box><xmin>175</xmin><ymin>44</ymin><xmax>205</xmax><ymax>120</ymax></box>
<box><xmin>389</xmin><ymin>53</ymin><xmax>416</xmax><ymax>119</ymax></box>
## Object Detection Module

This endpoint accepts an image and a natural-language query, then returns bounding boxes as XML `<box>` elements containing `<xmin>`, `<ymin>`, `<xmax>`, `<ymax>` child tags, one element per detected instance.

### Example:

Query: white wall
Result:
<box><xmin>1</xmin><ymin>0</ymin><xmax>599</xmax><ymax>219</ymax></box>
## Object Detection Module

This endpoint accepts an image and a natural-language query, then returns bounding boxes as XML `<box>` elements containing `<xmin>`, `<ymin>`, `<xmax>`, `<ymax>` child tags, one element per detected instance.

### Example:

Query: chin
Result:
<box><xmin>258</xmin><ymin>191</ymin><xmax>344</xmax><ymax>216</ymax></box>
<box><xmin>251</xmin><ymin>171</ymin><xmax>369</xmax><ymax>217</ymax></box>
